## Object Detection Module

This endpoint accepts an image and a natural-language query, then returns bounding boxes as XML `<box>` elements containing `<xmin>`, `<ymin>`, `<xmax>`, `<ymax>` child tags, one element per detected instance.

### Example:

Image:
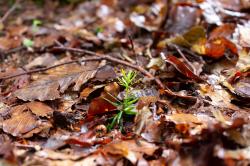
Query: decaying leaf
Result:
<box><xmin>14</xmin><ymin>62</ymin><xmax>101</xmax><ymax>101</ymax></box>
<box><xmin>1</xmin><ymin>0</ymin><xmax>250</xmax><ymax>165</ymax></box>
<box><xmin>80</xmin><ymin>84</ymin><xmax>105</xmax><ymax>100</ymax></box>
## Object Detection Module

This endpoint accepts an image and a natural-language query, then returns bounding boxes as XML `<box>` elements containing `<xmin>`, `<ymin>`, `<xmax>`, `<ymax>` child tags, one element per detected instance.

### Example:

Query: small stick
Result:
<box><xmin>0</xmin><ymin>56</ymin><xmax>104</xmax><ymax>80</ymax></box>
<box><xmin>173</xmin><ymin>45</ymin><xmax>196</xmax><ymax>73</ymax></box>
<box><xmin>0</xmin><ymin>0</ymin><xmax>21</xmax><ymax>23</ymax></box>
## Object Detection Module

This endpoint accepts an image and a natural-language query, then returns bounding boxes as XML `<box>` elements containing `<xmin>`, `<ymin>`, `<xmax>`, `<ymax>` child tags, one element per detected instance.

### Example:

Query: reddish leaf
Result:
<box><xmin>87</xmin><ymin>97</ymin><xmax>117</xmax><ymax>116</ymax></box>
<box><xmin>66</xmin><ymin>130</ymin><xmax>112</xmax><ymax>147</ymax></box>
<box><xmin>205</xmin><ymin>37</ymin><xmax>238</xmax><ymax>59</ymax></box>
<box><xmin>87</xmin><ymin>82</ymin><xmax>119</xmax><ymax>116</ymax></box>
<box><xmin>165</xmin><ymin>55</ymin><xmax>203</xmax><ymax>81</ymax></box>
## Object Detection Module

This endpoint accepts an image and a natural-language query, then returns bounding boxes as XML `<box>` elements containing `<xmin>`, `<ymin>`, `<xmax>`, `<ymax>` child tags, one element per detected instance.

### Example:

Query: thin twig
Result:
<box><xmin>0</xmin><ymin>56</ymin><xmax>104</xmax><ymax>80</ymax></box>
<box><xmin>173</xmin><ymin>45</ymin><xmax>196</xmax><ymax>73</ymax></box>
<box><xmin>159</xmin><ymin>0</ymin><xmax>171</xmax><ymax>29</ymax></box>
<box><xmin>0</xmin><ymin>0</ymin><xmax>21</xmax><ymax>23</ymax></box>
<box><xmin>128</xmin><ymin>34</ymin><xmax>136</xmax><ymax>56</ymax></box>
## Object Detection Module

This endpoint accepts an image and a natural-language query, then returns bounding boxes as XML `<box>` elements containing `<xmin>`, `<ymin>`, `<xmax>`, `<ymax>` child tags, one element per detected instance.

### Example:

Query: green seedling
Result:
<box><xmin>32</xmin><ymin>19</ymin><xmax>42</xmax><ymax>27</ymax></box>
<box><xmin>22</xmin><ymin>38</ymin><xmax>34</xmax><ymax>48</ymax></box>
<box><xmin>106</xmin><ymin>69</ymin><xmax>138</xmax><ymax>131</ymax></box>
<box><xmin>32</xmin><ymin>19</ymin><xmax>42</xmax><ymax>32</ymax></box>
<box><xmin>94</xmin><ymin>26</ymin><xmax>104</xmax><ymax>35</ymax></box>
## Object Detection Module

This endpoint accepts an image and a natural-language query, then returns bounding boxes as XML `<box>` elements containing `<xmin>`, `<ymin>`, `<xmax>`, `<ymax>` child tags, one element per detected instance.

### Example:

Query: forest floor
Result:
<box><xmin>1</xmin><ymin>0</ymin><xmax>250</xmax><ymax>165</ymax></box>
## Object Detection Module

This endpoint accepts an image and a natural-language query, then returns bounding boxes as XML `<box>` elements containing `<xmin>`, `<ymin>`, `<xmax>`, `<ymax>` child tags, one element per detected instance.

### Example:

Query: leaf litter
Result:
<box><xmin>1</xmin><ymin>0</ymin><xmax>250</xmax><ymax>165</ymax></box>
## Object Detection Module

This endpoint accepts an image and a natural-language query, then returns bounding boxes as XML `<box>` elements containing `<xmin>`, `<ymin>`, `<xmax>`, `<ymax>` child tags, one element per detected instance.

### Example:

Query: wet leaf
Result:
<box><xmin>193</xmin><ymin>37</ymin><xmax>238</xmax><ymax>59</ymax></box>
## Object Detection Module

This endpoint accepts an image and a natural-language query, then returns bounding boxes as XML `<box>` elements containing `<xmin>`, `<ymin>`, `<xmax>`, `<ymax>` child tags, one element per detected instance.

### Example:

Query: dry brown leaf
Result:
<box><xmin>15</xmin><ymin>62</ymin><xmax>101</xmax><ymax>101</ymax></box>
<box><xmin>1</xmin><ymin>103</ymin><xmax>52</xmax><ymax>138</ymax></box>
<box><xmin>136</xmin><ymin>96</ymin><xmax>158</xmax><ymax>110</ymax></box>
<box><xmin>25</xmin><ymin>54</ymin><xmax>57</xmax><ymax>69</ymax></box>
<box><xmin>0</xmin><ymin>37</ymin><xmax>22</xmax><ymax>50</ymax></box>
<box><xmin>3</xmin><ymin>111</ymin><xmax>38</xmax><ymax>137</ymax></box>
<box><xmin>26</xmin><ymin>101</ymin><xmax>54</xmax><ymax>117</ymax></box>
<box><xmin>104</xmin><ymin>139</ymin><xmax>158</xmax><ymax>164</ymax></box>
<box><xmin>165</xmin><ymin>113</ymin><xmax>202</xmax><ymax>125</ymax></box>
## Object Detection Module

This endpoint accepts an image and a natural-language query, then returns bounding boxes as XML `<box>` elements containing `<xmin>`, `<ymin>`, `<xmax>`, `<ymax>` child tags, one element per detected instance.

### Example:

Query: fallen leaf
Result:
<box><xmin>104</xmin><ymin>139</ymin><xmax>158</xmax><ymax>164</ymax></box>
<box><xmin>3</xmin><ymin>111</ymin><xmax>38</xmax><ymax>137</ymax></box>
<box><xmin>25</xmin><ymin>54</ymin><xmax>57</xmax><ymax>69</ymax></box>
<box><xmin>158</xmin><ymin>26</ymin><xmax>206</xmax><ymax>48</ymax></box>
<box><xmin>0</xmin><ymin>142</ymin><xmax>16</xmax><ymax>163</ymax></box>
<box><xmin>87</xmin><ymin>82</ymin><xmax>119</xmax><ymax>116</ymax></box>
<box><xmin>164</xmin><ymin>5</ymin><xmax>201</xmax><ymax>34</ymax></box>
<box><xmin>165</xmin><ymin>113</ymin><xmax>202</xmax><ymax>124</ymax></box>
<box><xmin>80</xmin><ymin>84</ymin><xmax>105</xmax><ymax>100</ymax></box>
<box><xmin>87</xmin><ymin>98</ymin><xmax>117</xmax><ymax>116</ymax></box>
<box><xmin>26</xmin><ymin>101</ymin><xmax>54</xmax><ymax>117</ymax></box>
<box><xmin>93</xmin><ymin>65</ymin><xmax>116</xmax><ymax>82</ymax></box>
<box><xmin>165</xmin><ymin>55</ymin><xmax>203</xmax><ymax>81</ymax></box>
<box><xmin>136</xmin><ymin>96</ymin><xmax>158</xmax><ymax>110</ymax></box>
<box><xmin>15</xmin><ymin>62</ymin><xmax>101</xmax><ymax>101</ymax></box>
<box><xmin>192</xmin><ymin>37</ymin><xmax>238</xmax><ymax>59</ymax></box>
<box><xmin>0</xmin><ymin>37</ymin><xmax>22</xmax><ymax>50</ymax></box>
<box><xmin>1</xmin><ymin>103</ymin><xmax>52</xmax><ymax>138</ymax></box>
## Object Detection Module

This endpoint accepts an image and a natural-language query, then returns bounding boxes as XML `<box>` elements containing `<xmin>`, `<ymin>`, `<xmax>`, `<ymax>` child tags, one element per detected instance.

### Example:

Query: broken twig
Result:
<box><xmin>0</xmin><ymin>0</ymin><xmax>21</xmax><ymax>23</ymax></box>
